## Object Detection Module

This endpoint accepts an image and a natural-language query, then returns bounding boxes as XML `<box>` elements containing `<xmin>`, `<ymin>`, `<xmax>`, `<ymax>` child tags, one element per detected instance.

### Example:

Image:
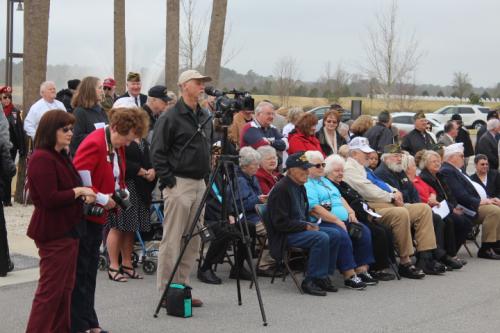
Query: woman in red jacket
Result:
<box><xmin>26</xmin><ymin>110</ymin><xmax>96</xmax><ymax>333</ymax></box>
<box><xmin>287</xmin><ymin>113</ymin><xmax>325</xmax><ymax>156</ymax></box>
<box><xmin>255</xmin><ymin>145</ymin><xmax>282</xmax><ymax>195</ymax></box>
<box><xmin>71</xmin><ymin>106</ymin><xmax>149</xmax><ymax>333</ymax></box>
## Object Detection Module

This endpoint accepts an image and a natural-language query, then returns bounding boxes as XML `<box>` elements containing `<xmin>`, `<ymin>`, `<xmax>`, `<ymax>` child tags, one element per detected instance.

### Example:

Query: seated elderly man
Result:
<box><xmin>343</xmin><ymin>137</ymin><xmax>438</xmax><ymax>278</ymax></box>
<box><xmin>267</xmin><ymin>152</ymin><xmax>341</xmax><ymax>296</ymax></box>
<box><xmin>440</xmin><ymin>143</ymin><xmax>500</xmax><ymax>259</ymax></box>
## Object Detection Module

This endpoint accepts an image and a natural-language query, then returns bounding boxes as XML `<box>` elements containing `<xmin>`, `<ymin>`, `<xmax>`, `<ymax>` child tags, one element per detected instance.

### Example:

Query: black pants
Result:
<box><xmin>362</xmin><ymin>219</ymin><xmax>395</xmax><ymax>271</ymax></box>
<box><xmin>0</xmin><ymin>202</ymin><xmax>10</xmax><ymax>275</ymax></box>
<box><xmin>447</xmin><ymin>213</ymin><xmax>473</xmax><ymax>256</ymax></box>
<box><xmin>2</xmin><ymin>149</ymin><xmax>16</xmax><ymax>204</ymax></box>
<box><xmin>431</xmin><ymin>213</ymin><xmax>447</xmax><ymax>260</ymax></box>
<box><xmin>71</xmin><ymin>221</ymin><xmax>103</xmax><ymax>332</ymax></box>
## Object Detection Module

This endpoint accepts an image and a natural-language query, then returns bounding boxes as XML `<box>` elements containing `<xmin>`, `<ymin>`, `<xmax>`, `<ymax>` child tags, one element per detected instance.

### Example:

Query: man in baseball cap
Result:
<box><xmin>117</xmin><ymin>71</ymin><xmax>147</xmax><ymax>107</ymax></box>
<box><xmin>101</xmin><ymin>78</ymin><xmax>117</xmax><ymax>113</ymax></box>
<box><xmin>348</xmin><ymin>136</ymin><xmax>375</xmax><ymax>153</ymax></box>
<box><xmin>177</xmin><ymin>69</ymin><xmax>212</xmax><ymax>86</ymax></box>
<box><xmin>143</xmin><ymin>85</ymin><xmax>172</xmax><ymax>131</ymax></box>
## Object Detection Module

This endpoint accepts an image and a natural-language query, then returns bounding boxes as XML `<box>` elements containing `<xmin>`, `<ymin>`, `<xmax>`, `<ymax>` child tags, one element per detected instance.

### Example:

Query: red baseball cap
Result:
<box><xmin>0</xmin><ymin>86</ymin><xmax>12</xmax><ymax>94</ymax></box>
<box><xmin>103</xmin><ymin>78</ymin><xmax>116</xmax><ymax>88</ymax></box>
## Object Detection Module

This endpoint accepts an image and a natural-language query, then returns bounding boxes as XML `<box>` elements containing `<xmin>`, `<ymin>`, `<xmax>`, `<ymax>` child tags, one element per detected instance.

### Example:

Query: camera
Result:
<box><xmin>83</xmin><ymin>204</ymin><xmax>105</xmax><ymax>217</ymax></box>
<box><xmin>205</xmin><ymin>86</ymin><xmax>254</xmax><ymax>126</ymax></box>
<box><xmin>112</xmin><ymin>189</ymin><xmax>132</xmax><ymax>211</ymax></box>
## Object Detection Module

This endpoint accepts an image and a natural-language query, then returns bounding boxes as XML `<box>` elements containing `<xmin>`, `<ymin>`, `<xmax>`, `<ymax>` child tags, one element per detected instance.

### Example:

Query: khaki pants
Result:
<box><xmin>368</xmin><ymin>202</ymin><xmax>436</xmax><ymax>257</ymax></box>
<box><xmin>157</xmin><ymin>177</ymin><xmax>205</xmax><ymax>292</ymax></box>
<box><xmin>475</xmin><ymin>204</ymin><xmax>500</xmax><ymax>243</ymax></box>
<box><xmin>255</xmin><ymin>221</ymin><xmax>275</xmax><ymax>269</ymax></box>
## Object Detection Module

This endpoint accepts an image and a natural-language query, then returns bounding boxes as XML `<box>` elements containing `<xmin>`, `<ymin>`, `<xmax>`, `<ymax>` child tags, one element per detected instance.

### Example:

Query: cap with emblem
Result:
<box><xmin>348</xmin><ymin>136</ymin><xmax>375</xmax><ymax>153</ymax></box>
<box><xmin>414</xmin><ymin>111</ymin><xmax>426</xmax><ymax>120</ymax></box>
<box><xmin>178</xmin><ymin>69</ymin><xmax>212</xmax><ymax>85</ymax></box>
<box><xmin>285</xmin><ymin>152</ymin><xmax>314</xmax><ymax>170</ymax></box>
<box><xmin>148</xmin><ymin>85</ymin><xmax>172</xmax><ymax>103</ymax></box>
<box><xmin>383</xmin><ymin>144</ymin><xmax>402</xmax><ymax>154</ymax></box>
<box><xmin>0</xmin><ymin>86</ymin><xmax>12</xmax><ymax>94</ymax></box>
<box><xmin>127</xmin><ymin>72</ymin><xmax>141</xmax><ymax>82</ymax></box>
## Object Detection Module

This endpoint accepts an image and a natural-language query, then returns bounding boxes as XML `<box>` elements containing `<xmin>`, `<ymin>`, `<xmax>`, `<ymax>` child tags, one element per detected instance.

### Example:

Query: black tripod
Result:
<box><xmin>153</xmin><ymin>127</ymin><xmax>268</xmax><ymax>326</ymax></box>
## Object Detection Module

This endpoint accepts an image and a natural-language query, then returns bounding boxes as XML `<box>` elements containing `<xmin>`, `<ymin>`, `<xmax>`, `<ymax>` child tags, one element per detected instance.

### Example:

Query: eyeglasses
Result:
<box><xmin>61</xmin><ymin>126</ymin><xmax>74</xmax><ymax>133</ymax></box>
<box><xmin>313</xmin><ymin>163</ymin><xmax>326</xmax><ymax>168</ymax></box>
<box><xmin>2</xmin><ymin>95</ymin><xmax>12</xmax><ymax>100</ymax></box>
<box><xmin>325</xmin><ymin>120</ymin><xmax>337</xmax><ymax>124</ymax></box>
<box><xmin>103</xmin><ymin>86</ymin><xmax>111</xmax><ymax>91</ymax></box>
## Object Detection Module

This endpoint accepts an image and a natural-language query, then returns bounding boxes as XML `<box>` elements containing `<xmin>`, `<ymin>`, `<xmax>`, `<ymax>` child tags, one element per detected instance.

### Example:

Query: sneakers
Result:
<box><xmin>313</xmin><ymin>277</ymin><xmax>338</xmax><ymax>292</ymax></box>
<box><xmin>357</xmin><ymin>271</ymin><xmax>378</xmax><ymax>285</ymax></box>
<box><xmin>344</xmin><ymin>275</ymin><xmax>366</xmax><ymax>290</ymax></box>
<box><xmin>369</xmin><ymin>270</ymin><xmax>396</xmax><ymax>281</ymax></box>
<box><xmin>398</xmin><ymin>263</ymin><xmax>425</xmax><ymax>279</ymax></box>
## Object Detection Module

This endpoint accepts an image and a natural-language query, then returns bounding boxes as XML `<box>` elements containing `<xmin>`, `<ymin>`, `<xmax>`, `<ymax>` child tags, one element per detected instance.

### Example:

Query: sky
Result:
<box><xmin>1</xmin><ymin>0</ymin><xmax>500</xmax><ymax>89</ymax></box>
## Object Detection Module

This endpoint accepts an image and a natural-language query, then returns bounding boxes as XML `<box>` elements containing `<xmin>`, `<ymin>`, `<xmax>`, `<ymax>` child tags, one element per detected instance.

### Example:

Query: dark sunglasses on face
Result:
<box><xmin>2</xmin><ymin>95</ymin><xmax>12</xmax><ymax>100</ymax></box>
<box><xmin>61</xmin><ymin>126</ymin><xmax>73</xmax><ymax>133</ymax></box>
<box><xmin>103</xmin><ymin>86</ymin><xmax>111</xmax><ymax>91</ymax></box>
<box><xmin>313</xmin><ymin>163</ymin><xmax>326</xmax><ymax>168</ymax></box>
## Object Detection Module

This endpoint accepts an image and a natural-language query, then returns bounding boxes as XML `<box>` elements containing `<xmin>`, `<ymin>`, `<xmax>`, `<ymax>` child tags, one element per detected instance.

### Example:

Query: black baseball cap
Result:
<box><xmin>148</xmin><ymin>85</ymin><xmax>172</xmax><ymax>103</ymax></box>
<box><xmin>285</xmin><ymin>152</ymin><xmax>314</xmax><ymax>170</ymax></box>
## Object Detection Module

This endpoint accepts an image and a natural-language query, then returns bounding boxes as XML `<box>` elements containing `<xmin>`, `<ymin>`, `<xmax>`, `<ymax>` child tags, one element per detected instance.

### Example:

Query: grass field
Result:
<box><xmin>254</xmin><ymin>95</ymin><xmax>500</xmax><ymax>116</ymax></box>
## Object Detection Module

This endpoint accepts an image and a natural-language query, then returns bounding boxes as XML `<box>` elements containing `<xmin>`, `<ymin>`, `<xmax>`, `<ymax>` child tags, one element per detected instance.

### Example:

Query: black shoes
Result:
<box><xmin>344</xmin><ymin>275</ymin><xmax>367</xmax><ymax>290</ymax></box>
<box><xmin>257</xmin><ymin>267</ymin><xmax>283</xmax><ymax>278</ymax></box>
<box><xmin>312</xmin><ymin>277</ymin><xmax>338</xmax><ymax>292</ymax></box>
<box><xmin>358</xmin><ymin>272</ymin><xmax>378</xmax><ymax>285</ymax></box>
<box><xmin>369</xmin><ymin>270</ymin><xmax>396</xmax><ymax>281</ymax></box>
<box><xmin>197</xmin><ymin>268</ymin><xmax>222</xmax><ymax>285</ymax></box>
<box><xmin>441</xmin><ymin>256</ymin><xmax>463</xmax><ymax>270</ymax></box>
<box><xmin>301</xmin><ymin>279</ymin><xmax>327</xmax><ymax>296</ymax></box>
<box><xmin>417</xmin><ymin>259</ymin><xmax>446</xmax><ymax>275</ymax></box>
<box><xmin>398</xmin><ymin>263</ymin><xmax>425</xmax><ymax>279</ymax></box>
<box><xmin>229</xmin><ymin>267</ymin><xmax>253</xmax><ymax>281</ymax></box>
<box><xmin>478</xmin><ymin>248</ymin><xmax>500</xmax><ymax>260</ymax></box>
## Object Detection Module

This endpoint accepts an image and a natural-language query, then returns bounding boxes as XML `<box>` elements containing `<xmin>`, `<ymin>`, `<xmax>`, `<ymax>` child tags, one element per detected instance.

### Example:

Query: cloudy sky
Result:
<box><xmin>1</xmin><ymin>0</ymin><xmax>499</xmax><ymax>88</ymax></box>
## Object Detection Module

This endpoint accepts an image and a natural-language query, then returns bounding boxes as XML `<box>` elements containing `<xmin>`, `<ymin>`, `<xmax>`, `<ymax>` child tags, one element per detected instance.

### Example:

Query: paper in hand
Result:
<box><xmin>78</xmin><ymin>170</ymin><xmax>92</xmax><ymax>187</ymax></box>
<box><xmin>432</xmin><ymin>200</ymin><xmax>450</xmax><ymax>219</ymax></box>
<box><xmin>456</xmin><ymin>204</ymin><xmax>476</xmax><ymax>217</ymax></box>
<box><xmin>363</xmin><ymin>203</ymin><xmax>382</xmax><ymax>218</ymax></box>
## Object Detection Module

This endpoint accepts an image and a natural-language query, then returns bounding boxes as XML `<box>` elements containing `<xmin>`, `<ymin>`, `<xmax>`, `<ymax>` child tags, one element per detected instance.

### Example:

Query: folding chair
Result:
<box><xmin>463</xmin><ymin>224</ymin><xmax>481</xmax><ymax>258</ymax></box>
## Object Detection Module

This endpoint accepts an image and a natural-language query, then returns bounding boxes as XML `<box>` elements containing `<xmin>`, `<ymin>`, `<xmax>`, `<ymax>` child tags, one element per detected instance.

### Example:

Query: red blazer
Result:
<box><xmin>27</xmin><ymin>149</ymin><xmax>83</xmax><ymax>242</ymax></box>
<box><xmin>73</xmin><ymin>128</ymin><xmax>126</xmax><ymax>224</ymax></box>
<box><xmin>287</xmin><ymin>130</ymin><xmax>325</xmax><ymax>156</ymax></box>
<box><xmin>412</xmin><ymin>176</ymin><xmax>436</xmax><ymax>204</ymax></box>
<box><xmin>256</xmin><ymin>167</ymin><xmax>282</xmax><ymax>195</ymax></box>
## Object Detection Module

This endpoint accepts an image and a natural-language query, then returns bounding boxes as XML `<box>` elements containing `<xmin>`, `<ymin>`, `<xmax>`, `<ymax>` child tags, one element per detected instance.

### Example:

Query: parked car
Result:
<box><xmin>390</xmin><ymin>112</ymin><xmax>444</xmax><ymax>140</ymax></box>
<box><xmin>307</xmin><ymin>105</ymin><xmax>351</xmax><ymax>122</ymax></box>
<box><xmin>425</xmin><ymin>104</ymin><xmax>490</xmax><ymax>130</ymax></box>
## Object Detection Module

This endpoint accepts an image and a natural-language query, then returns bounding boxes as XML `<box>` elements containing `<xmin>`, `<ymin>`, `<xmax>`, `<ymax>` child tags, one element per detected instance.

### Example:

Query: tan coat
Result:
<box><xmin>228</xmin><ymin>112</ymin><xmax>252</xmax><ymax>147</ymax></box>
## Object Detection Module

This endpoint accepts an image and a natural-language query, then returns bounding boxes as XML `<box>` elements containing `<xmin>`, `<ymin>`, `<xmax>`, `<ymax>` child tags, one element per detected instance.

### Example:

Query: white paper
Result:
<box><xmin>432</xmin><ymin>200</ymin><xmax>450</xmax><ymax>219</ymax></box>
<box><xmin>316</xmin><ymin>218</ymin><xmax>322</xmax><ymax>225</ymax></box>
<box><xmin>94</xmin><ymin>122</ymin><xmax>106</xmax><ymax>129</ymax></box>
<box><xmin>78</xmin><ymin>170</ymin><xmax>92</xmax><ymax>187</ymax></box>
<box><xmin>363</xmin><ymin>203</ymin><xmax>382</xmax><ymax>218</ymax></box>
<box><xmin>456</xmin><ymin>204</ymin><xmax>476</xmax><ymax>217</ymax></box>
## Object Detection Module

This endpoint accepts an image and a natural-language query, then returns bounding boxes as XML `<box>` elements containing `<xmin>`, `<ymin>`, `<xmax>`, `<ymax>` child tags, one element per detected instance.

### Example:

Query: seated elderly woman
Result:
<box><xmin>470</xmin><ymin>154</ymin><xmax>500</xmax><ymax>199</ymax></box>
<box><xmin>324</xmin><ymin>154</ymin><xmax>397</xmax><ymax>281</ymax></box>
<box><xmin>407</xmin><ymin>150</ymin><xmax>471</xmax><ymax>268</ymax></box>
<box><xmin>255</xmin><ymin>145</ymin><xmax>282</xmax><ymax>195</ymax></box>
<box><xmin>304</xmin><ymin>150</ymin><xmax>377</xmax><ymax>289</ymax></box>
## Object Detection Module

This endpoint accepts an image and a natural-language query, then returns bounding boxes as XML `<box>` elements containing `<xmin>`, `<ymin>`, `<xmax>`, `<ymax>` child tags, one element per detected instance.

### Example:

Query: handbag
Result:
<box><xmin>347</xmin><ymin>222</ymin><xmax>363</xmax><ymax>241</ymax></box>
<box><xmin>165</xmin><ymin>284</ymin><xmax>193</xmax><ymax>318</ymax></box>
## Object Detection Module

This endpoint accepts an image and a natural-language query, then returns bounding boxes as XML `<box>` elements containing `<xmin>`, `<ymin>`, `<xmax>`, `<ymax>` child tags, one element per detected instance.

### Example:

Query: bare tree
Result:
<box><xmin>180</xmin><ymin>0</ymin><xmax>207</xmax><ymax>69</ymax></box>
<box><xmin>452</xmin><ymin>72</ymin><xmax>473</xmax><ymax>101</ymax></box>
<box><xmin>18</xmin><ymin>0</ymin><xmax>51</xmax><ymax>202</ymax></box>
<box><xmin>166</xmin><ymin>0</ymin><xmax>180</xmax><ymax>90</ymax></box>
<box><xmin>274</xmin><ymin>56</ymin><xmax>299</xmax><ymax>107</ymax></box>
<box><xmin>320</xmin><ymin>61</ymin><xmax>350</xmax><ymax>101</ymax></box>
<box><xmin>220</xmin><ymin>20</ymin><xmax>242</xmax><ymax>67</ymax></box>
<box><xmin>114</xmin><ymin>0</ymin><xmax>126</xmax><ymax>95</ymax></box>
<box><xmin>364</xmin><ymin>0</ymin><xmax>422</xmax><ymax>108</ymax></box>
<box><xmin>205</xmin><ymin>0</ymin><xmax>228</xmax><ymax>86</ymax></box>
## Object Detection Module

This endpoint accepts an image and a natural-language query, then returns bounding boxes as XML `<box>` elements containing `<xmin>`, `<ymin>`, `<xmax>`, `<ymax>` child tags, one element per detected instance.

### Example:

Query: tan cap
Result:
<box><xmin>178</xmin><ymin>69</ymin><xmax>212</xmax><ymax>85</ymax></box>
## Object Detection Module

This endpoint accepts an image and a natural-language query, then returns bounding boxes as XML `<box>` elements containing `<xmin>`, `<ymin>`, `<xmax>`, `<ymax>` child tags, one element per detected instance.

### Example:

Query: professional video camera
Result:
<box><xmin>205</xmin><ymin>87</ymin><xmax>255</xmax><ymax>126</ymax></box>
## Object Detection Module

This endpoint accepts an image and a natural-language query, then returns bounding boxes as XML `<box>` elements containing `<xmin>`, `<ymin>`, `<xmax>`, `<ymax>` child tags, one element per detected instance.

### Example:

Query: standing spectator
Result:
<box><xmin>288</xmin><ymin>113</ymin><xmax>324</xmax><ymax>156</ymax></box>
<box><xmin>70</xmin><ymin>76</ymin><xmax>108</xmax><ymax>154</ymax></box>
<box><xmin>56</xmin><ymin>79</ymin><xmax>80</xmax><ymax>113</ymax></box>
<box><xmin>255</xmin><ymin>145</ymin><xmax>281</xmax><ymax>195</ymax></box>
<box><xmin>100</xmin><ymin>77</ymin><xmax>117</xmax><ymax>114</ymax></box>
<box><xmin>240</xmin><ymin>101</ymin><xmax>287</xmax><ymax>152</ymax></box>
<box><xmin>228</xmin><ymin>107</ymin><xmax>254</xmax><ymax>148</ymax></box>
<box><xmin>316</xmin><ymin>110</ymin><xmax>346</xmax><ymax>155</ymax></box>
<box><xmin>401</xmin><ymin>111</ymin><xmax>436</xmax><ymax>156</ymax></box>
<box><xmin>450</xmin><ymin>114</ymin><xmax>474</xmax><ymax>167</ymax></box>
<box><xmin>437</xmin><ymin>120</ymin><xmax>458</xmax><ymax>146</ymax></box>
<box><xmin>470</xmin><ymin>154</ymin><xmax>500</xmax><ymax>198</ymax></box>
<box><xmin>24</xmin><ymin>81</ymin><xmax>67</xmax><ymax>139</ymax></box>
<box><xmin>349</xmin><ymin>115</ymin><xmax>374</xmax><ymax>139</ymax></box>
<box><xmin>117</xmin><ymin>72</ymin><xmax>148</xmax><ymax>107</ymax></box>
<box><xmin>151</xmin><ymin>69</ymin><xmax>212</xmax><ymax>307</ymax></box>
<box><xmin>365</xmin><ymin>111</ymin><xmax>394</xmax><ymax>153</ymax></box>
<box><xmin>476</xmin><ymin>110</ymin><xmax>499</xmax><ymax>144</ymax></box>
<box><xmin>71</xmin><ymin>107</ymin><xmax>148</xmax><ymax>332</ymax></box>
<box><xmin>143</xmin><ymin>85</ymin><xmax>171</xmax><ymax>133</ymax></box>
<box><xmin>25</xmin><ymin>110</ymin><xmax>96</xmax><ymax>331</ymax></box>
<box><xmin>475</xmin><ymin>119</ymin><xmax>500</xmax><ymax>170</ymax></box>
<box><xmin>1</xmin><ymin>86</ymin><xmax>25</xmax><ymax>206</ymax></box>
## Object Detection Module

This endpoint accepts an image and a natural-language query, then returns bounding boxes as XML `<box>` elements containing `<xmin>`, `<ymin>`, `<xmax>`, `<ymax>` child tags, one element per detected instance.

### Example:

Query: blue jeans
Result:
<box><xmin>320</xmin><ymin>222</ymin><xmax>375</xmax><ymax>273</ymax></box>
<box><xmin>287</xmin><ymin>227</ymin><xmax>341</xmax><ymax>279</ymax></box>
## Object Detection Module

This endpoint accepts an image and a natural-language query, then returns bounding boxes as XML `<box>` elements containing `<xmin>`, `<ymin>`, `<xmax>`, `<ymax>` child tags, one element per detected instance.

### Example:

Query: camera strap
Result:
<box><xmin>105</xmin><ymin>126</ymin><xmax>121</xmax><ymax>190</ymax></box>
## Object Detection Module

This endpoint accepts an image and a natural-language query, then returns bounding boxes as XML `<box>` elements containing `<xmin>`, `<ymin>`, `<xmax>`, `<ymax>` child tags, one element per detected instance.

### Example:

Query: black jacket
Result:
<box><xmin>316</xmin><ymin>126</ymin><xmax>346</xmax><ymax>156</ymax></box>
<box><xmin>475</xmin><ymin>131</ymin><xmax>499</xmax><ymax>170</ymax></box>
<box><xmin>151</xmin><ymin>98</ymin><xmax>212</xmax><ymax>188</ymax></box>
<box><xmin>267</xmin><ymin>176</ymin><xmax>308</xmax><ymax>261</ymax></box>
<box><xmin>124</xmin><ymin>139</ymin><xmax>156</xmax><ymax>205</ymax></box>
<box><xmin>56</xmin><ymin>89</ymin><xmax>74</xmax><ymax>113</ymax></box>
<box><xmin>327</xmin><ymin>178</ymin><xmax>371</xmax><ymax>222</ymax></box>
<box><xmin>456</xmin><ymin>127</ymin><xmax>474</xmax><ymax>157</ymax></box>
<box><xmin>119</xmin><ymin>92</ymin><xmax>148</xmax><ymax>107</ymax></box>
<box><xmin>365</xmin><ymin>123</ymin><xmax>394</xmax><ymax>153</ymax></box>
<box><xmin>440</xmin><ymin>162</ymin><xmax>480</xmax><ymax>213</ymax></box>
<box><xmin>374</xmin><ymin>162</ymin><xmax>420</xmax><ymax>203</ymax></box>
<box><xmin>401</xmin><ymin>129</ymin><xmax>435</xmax><ymax>156</ymax></box>
<box><xmin>419</xmin><ymin>168</ymin><xmax>458</xmax><ymax>210</ymax></box>
<box><xmin>70</xmin><ymin>105</ymin><xmax>109</xmax><ymax>155</ymax></box>
<box><xmin>6</xmin><ymin>106</ymin><xmax>26</xmax><ymax>157</ymax></box>
<box><xmin>143</xmin><ymin>104</ymin><xmax>157</xmax><ymax>132</ymax></box>
<box><xmin>470</xmin><ymin>170</ymin><xmax>500</xmax><ymax>199</ymax></box>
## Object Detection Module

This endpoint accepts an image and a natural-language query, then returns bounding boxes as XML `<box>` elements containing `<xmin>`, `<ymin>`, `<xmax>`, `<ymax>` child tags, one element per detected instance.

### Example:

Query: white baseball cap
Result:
<box><xmin>178</xmin><ymin>69</ymin><xmax>212</xmax><ymax>85</ymax></box>
<box><xmin>348</xmin><ymin>137</ymin><xmax>375</xmax><ymax>153</ymax></box>
<box><xmin>443</xmin><ymin>142</ymin><xmax>464</xmax><ymax>159</ymax></box>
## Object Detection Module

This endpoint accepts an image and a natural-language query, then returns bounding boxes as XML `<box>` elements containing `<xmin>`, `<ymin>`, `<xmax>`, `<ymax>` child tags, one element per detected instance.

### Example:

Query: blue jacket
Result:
<box><xmin>440</xmin><ymin>162</ymin><xmax>480</xmax><ymax>213</ymax></box>
<box><xmin>231</xmin><ymin>168</ymin><xmax>262</xmax><ymax>223</ymax></box>
<box><xmin>374</xmin><ymin>162</ymin><xmax>421</xmax><ymax>203</ymax></box>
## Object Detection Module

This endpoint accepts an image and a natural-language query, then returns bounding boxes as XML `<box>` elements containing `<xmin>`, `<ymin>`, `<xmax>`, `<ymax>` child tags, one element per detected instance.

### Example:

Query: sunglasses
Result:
<box><xmin>61</xmin><ymin>126</ymin><xmax>74</xmax><ymax>133</ymax></box>
<box><xmin>2</xmin><ymin>95</ymin><xmax>12</xmax><ymax>100</ymax></box>
<box><xmin>313</xmin><ymin>163</ymin><xmax>326</xmax><ymax>168</ymax></box>
<box><xmin>103</xmin><ymin>86</ymin><xmax>112</xmax><ymax>90</ymax></box>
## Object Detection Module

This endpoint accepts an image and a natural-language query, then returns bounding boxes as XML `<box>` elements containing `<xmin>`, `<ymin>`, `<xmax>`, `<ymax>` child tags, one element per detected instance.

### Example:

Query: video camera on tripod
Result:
<box><xmin>205</xmin><ymin>87</ymin><xmax>255</xmax><ymax>126</ymax></box>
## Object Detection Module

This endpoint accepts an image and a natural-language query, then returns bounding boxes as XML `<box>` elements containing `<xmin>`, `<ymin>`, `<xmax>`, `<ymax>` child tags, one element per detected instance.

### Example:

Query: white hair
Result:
<box><xmin>403</xmin><ymin>153</ymin><xmax>415</xmax><ymax>171</ymax></box>
<box><xmin>239</xmin><ymin>146</ymin><xmax>261</xmax><ymax>167</ymax></box>
<box><xmin>40</xmin><ymin>81</ymin><xmax>56</xmax><ymax>94</ymax></box>
<box><xmin>324</xmin><ymin>154</ymin><xmax>345</xmax><ymax>175</ymax></box>
<box><xmin>287</xmin><ymin>107</ymin><xmax>304</xmax><ymax>123</ymax></box>
<box><xmin>113</xmin><ymin>97</ymin><xmax>138</xmax><ymax>109</ymax></box>
<box><xmin>256</xmin><ymin>145</ymin><xmax>277</xmax><ymax>160</ymax></box>
<box><xmin>487</xmin><ymin>118</ymin><xmax>500</xmax><ymax>131</ymax></box>
<box><xmin>419</xmin><ymin>150</ymin><xmax>440</xmax><ymax>170</ymax></box>
<box><xmin>305</xmin><ymin>150</ymin><xmax>324</xmax><ymax>163</ymax></box>
<box><xmin>255</xmin><ymin>101</ymin><xmax>275</xmax><ymax>115</ymax></box>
